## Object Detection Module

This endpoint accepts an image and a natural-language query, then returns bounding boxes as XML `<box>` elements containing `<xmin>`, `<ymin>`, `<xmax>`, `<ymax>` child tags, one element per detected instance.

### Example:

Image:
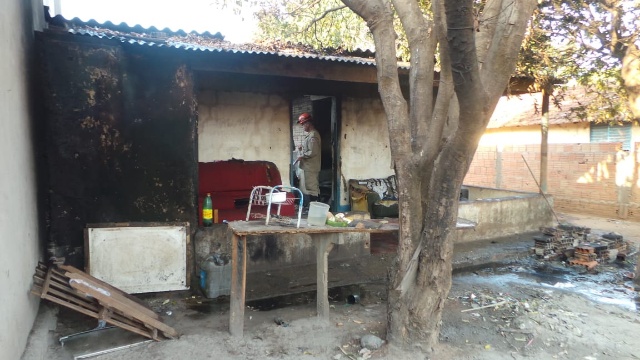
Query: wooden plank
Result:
<box><xmin>30</xmin><ymin>285</ymin><xmax>43</xmax><ymax>296</ymax></box>
<box><xmin>46</xmin><ymin>288</ymin><xmax>99</xmax><ymax>313</ymax></box>
<box><xmin>64</xmin><ymin>272</ymin><xmax>163</xmax><ymax>324</ymax></box>
<box><xmin>98</xmin><ymin>307</ymin><xmax>112</xmax><ymax>321</ymax></box>
<box><xmin>32</xmin><ymin>264</ymin><xmax>167</xmax><ymax>341</ymax></box>
<box><xmin>229</xmin><ymin>233</ymin><xmax>246</xmax><ymax>337</ymax></box>
<box><xmin>40</xmin><ymin>269</ymin><xmax>54</xmax><ymax>299</ymax></box>
<box><xmin>226</xmin><ymin>220</ymin><xmax>399</xmax><ymax>236</ymax></box>
<box><xmin>59</xmin><ymin>265</ymin><xmax>160</xmax><ymax>321</ymax></box>
<box><xmin>35</xmin><ymin>267</ymin><xmax>47</xmax><ymax>278</ymax></box>
<box><xmin>53</xmin><ymin>266</ymin><xmax>169</xmax><ymax>331</ymax></box>
<box><xmin>190</xmin><ymin>54</ymin><xmax>381</xmax><ymax>84</ymax></box>
<box><xmin>49</xmin><ymin>269</ymin><xmax>72</xmax><ymax>284</ymax></box>
<box><xmin>66</xmin><ymin>273</ymin><xmax>178</xmax><ymax>338</ymax></box>
<box><xmin>314</xmin><ymin>234</ymin><xmax>335</xmax><ymax>321</ymax></box>
<box><xmin>33</xmin><ymin>275</ymin><xmax>44</xmax><ymax>286</ymax></box>
<box><xmin>42</xmin><ymin>293</ymin><xmax>99</xmax><ymax>319</ymax></box>
<box><xmin>148</xmin><ymin>327</ymin><xmax>159</xmax><ymax>341</ymax></box>
<box><xmin>49</xmin><ymin>288</ymin><xmax>143</xmax><ymax>331</ymax></box>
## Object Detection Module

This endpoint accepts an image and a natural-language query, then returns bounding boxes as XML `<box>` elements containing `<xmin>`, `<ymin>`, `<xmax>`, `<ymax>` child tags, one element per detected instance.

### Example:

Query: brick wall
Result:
<box><xmin>465</xmin><ymin>143</ymin><xmax>640</xmax><ymax>221</ymax></box>
<box><xmin>292</xmin><ymin>97</ymin><xmax>312</xmax><ymax>148</ymax></box>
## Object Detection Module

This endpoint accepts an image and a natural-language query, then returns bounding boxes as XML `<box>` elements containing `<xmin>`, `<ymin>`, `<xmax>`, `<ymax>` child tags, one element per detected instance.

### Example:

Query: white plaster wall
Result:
<box><xmin>198</xmin><ymin>93</ymin><xmax>393</xmax><ymax>208</ymax></box>
<box><xmin>340</xmin><ymin>97</ymin><xmax>393</xmax><ymax>179</ymax></box>
<box><xmin>339</xmin><ymin>97</ymin><xmax>394</xmax><ymax>206</ymax></box>
<box><xmin>198</xmin><ymin>91</ymin><xmax>293</xmax><ymax>185</ymax></box>
<box><xmin>479</xmin><ymin>122</ymin><xmax>591</xmax><ymax>146</ymax></box>
<box><xmin>0</xmin><ymin>0</ymin><xmax>44</xmax><ymax>359</ymax></box>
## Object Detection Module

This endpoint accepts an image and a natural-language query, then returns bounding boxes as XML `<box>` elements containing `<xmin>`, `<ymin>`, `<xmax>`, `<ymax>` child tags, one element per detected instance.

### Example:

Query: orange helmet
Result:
<box><xmin>297</xmin><ymin>112</ymin><xmax>312</xmax><ymax>124</ymax></box>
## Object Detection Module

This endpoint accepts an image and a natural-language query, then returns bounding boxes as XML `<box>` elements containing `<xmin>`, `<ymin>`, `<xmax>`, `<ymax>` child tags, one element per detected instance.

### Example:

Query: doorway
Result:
<box><xmin>291</xmin><ymin>96</ymin><xmax>339</xmax><ymax>210</ymax></box>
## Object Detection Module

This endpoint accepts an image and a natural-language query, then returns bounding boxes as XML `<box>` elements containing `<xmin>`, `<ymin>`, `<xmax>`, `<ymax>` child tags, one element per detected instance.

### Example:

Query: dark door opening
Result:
<box><xmin>291</xmin><ymin>96</ymin><xmax>338</xmax><ymax>210</ymax></box>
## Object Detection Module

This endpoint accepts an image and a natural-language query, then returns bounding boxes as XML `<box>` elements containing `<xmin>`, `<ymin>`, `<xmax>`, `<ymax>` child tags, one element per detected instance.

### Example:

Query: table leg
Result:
<box><xmin>229</xmin><ymin>234</ymin><xmax>247</xmax><ymax>337</ymax></box>
<box><xmin>315</xmin><ymin>234</ymin><xmax>335</xmax><ymax>321</ymax></box>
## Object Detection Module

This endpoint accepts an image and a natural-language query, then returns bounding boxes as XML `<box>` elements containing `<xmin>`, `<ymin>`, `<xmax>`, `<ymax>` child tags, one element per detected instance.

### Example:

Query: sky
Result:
<box><xmin>44</xmin><ymin>0</ymin><xmax>259</xmax><ymax>43</ymax></box>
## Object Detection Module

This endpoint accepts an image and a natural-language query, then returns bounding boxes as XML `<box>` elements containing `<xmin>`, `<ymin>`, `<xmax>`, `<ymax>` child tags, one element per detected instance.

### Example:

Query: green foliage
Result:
<box><xmin>252</xmin><ymin>0</ymin><xmax>638</xmax><ymax>122</ymax></box>
<box><xmin>252</xmin><ymin>0</ymin><xmax>432</xmax><ymax>60</ymax></box>
<box><xmin>529</xmin><ymin>0</ymin><xmax>640</xmax><ymax>123</ymax></box>
<box><xmin>254</xmin><ymin>0</ymin><xmax>373</xmax><ymax>51</ymax></box>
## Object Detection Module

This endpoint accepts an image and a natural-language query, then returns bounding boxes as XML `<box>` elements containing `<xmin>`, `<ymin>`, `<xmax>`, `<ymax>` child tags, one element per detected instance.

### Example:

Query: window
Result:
<box><xmin>590</xmin><ymin>123</ymin><xmax>631</xmax><ymax>150</ymax></box>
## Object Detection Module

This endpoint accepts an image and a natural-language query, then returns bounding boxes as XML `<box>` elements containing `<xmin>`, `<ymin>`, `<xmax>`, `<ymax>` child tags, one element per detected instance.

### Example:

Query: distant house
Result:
<box><xmin>465</xmin><ymin>85</ymin><xmax>640</xmax><ymax>220</ymax></box>
<box><xmin>481</xmin><ymin>85</ymin><xmax>639</xmax><ymax>150</ymax></box>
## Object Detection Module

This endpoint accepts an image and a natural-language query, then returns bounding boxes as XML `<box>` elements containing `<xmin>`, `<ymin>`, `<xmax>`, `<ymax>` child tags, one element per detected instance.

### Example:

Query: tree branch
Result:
<box><xmin>302</xmin><ymin>5</ymin><xmax>348</xmax><ymax>33</ymax></box>
<box><xmin>391</xmin><ymin>0</ymin><xmax>435</xmax><ymax>155</ymax></box>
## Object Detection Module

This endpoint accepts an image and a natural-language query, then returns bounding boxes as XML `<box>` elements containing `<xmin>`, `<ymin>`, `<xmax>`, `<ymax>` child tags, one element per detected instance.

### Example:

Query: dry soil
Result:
<box><xmin>36</xmin><ymin>212</ymin><xmax>640</xmax><ymax>360</ymax></box>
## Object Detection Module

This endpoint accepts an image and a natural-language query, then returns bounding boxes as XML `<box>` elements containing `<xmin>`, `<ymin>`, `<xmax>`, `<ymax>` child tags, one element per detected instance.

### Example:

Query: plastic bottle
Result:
<box><xmin>203</xmin><ymin>193</ymin><xmax>213</xmax><ymax>226</ymax></box>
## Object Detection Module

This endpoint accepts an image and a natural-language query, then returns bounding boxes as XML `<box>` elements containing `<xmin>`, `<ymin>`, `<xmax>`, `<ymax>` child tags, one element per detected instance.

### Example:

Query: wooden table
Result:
<box><xmin>226</xmin><ymin>219</ymin><xmax>399</xmax><ymax>337</ymax></box>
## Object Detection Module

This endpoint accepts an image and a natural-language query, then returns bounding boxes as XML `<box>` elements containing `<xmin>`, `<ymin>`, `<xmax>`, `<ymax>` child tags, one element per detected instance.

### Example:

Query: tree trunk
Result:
<box><xmin>342</xmin><ymin>0</ymin><xmax>537</xmax><ymax>350</ymax></box>
<box><xmin>541</xmin><ymin>87</ymin><xmax>550</xmax><ymax>193</ymax></box>
<box><xmin>622</xmin><ymin>44</ymin><xmax>640</xmax><ymax>119</ymax></box>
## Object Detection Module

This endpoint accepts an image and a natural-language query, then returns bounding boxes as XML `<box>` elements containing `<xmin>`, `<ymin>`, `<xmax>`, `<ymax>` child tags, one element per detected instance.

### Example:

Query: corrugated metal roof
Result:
<box><xmin>57</xmin><ymin>16</ymin><xmax>226</xmax><ymax>39</ymax></box>
<box><xmin>51</xmin><ymin>15</ymin><xmax>381</xmax><ymax>67</ymax></box>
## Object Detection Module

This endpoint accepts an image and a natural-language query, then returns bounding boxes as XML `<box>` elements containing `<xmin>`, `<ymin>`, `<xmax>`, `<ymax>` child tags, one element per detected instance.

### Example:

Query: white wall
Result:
<box><xmin>480</xmin><ymin>122</ymin><xmax>591</xmax><ymax>146</ymax></box>
<box><xmin>198</xmin><ymin>91</ymin><xmax>293</xmax><ymax>184</ymax></box>
<box><xmin>198</xmin><ymin>92</ymin><xmax>394</xmax><ymax>208</ymax></box>
<box><xmin>339</xmin><ymin>97</ymin><xmax>394</xmax><ymax>206</ymax></box>
<box><xmin>0</xmin><ymin>0</ymin><xmax>44</xmax><ymax>359</ymax></box>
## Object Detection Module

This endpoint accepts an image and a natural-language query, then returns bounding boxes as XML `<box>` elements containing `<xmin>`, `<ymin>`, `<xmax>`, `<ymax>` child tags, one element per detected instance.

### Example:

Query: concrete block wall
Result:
<box><xmin>465</xmin><ymin>142</ymin><xmax>640</xmax><ymax>220</ymax></box>
<box><xmin>456</xmin><ymin>188</ymin><xmax>554</xmax><ymax>243</ymax></box>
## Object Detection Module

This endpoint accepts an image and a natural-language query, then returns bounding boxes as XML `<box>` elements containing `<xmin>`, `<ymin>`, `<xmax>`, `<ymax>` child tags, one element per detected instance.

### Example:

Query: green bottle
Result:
<box><xmin>203</xmin><ymin>193</ymin><xmax>213</xmax><ymax>227</ymax></box>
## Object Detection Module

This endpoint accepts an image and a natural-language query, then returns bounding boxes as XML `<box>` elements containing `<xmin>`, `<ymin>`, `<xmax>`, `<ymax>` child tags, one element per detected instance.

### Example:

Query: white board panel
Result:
<box><xmin>86</xmin><ymin>225</ymin><xmax>189</xmax><ymax>293</ymax></box>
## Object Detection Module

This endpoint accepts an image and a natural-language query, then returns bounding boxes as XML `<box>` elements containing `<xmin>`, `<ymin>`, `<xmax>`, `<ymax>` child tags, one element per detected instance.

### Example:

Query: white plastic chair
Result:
<box><xmin>246</xmin><ymin>185</ymin><xmax>304</xmax><ymax>228</ymax></box>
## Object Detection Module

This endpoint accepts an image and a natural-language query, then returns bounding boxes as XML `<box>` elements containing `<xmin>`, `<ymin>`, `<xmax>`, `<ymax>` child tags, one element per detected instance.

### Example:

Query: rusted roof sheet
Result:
<box><xmin>488</xmin><ymin>86</ymin><xmax>595</xmax><ymax>129</ymax></box>
<box><xmin>52</xmin><ymin>15</ymin><xmax>380</xmax><ymax>67</ymax></box>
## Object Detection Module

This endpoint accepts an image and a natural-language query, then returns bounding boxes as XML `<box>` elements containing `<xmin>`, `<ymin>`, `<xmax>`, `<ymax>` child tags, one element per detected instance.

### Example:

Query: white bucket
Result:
<box><xmin>307</xmin><ymin>201</ymin><xmax>330</xmax><ymax>226</ymax></box>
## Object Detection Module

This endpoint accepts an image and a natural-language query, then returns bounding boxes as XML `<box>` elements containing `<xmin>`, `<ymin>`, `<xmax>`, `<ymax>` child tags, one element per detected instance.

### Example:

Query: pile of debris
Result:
<box><xmin>31</xmin><ymin>262</ymin><xmax>178</xmax><ymax>341</ymax></box>
<box><xmin>532</xmin><ymin>224</ymin><xmax>628</xmax><ymax>270</ymax></box>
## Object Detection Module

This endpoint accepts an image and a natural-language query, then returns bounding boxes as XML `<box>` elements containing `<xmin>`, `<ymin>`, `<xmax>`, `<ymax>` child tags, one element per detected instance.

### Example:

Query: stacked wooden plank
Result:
<box><xmin>30</xmin><ymin>262</ymin><xmax>178</xmax><ymax>341</ymax></box>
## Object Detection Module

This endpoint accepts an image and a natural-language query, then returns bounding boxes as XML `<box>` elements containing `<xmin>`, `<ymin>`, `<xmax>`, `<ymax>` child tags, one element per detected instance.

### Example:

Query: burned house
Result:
<box><xmin>37</xmin><ymin>18</ymin><xmax>404</xmax><ymax>278</ymax></box>
<box><xmin>38</xmin><ymin>17</ymin><xmax>555</xmax><ymax>279</ymax></box>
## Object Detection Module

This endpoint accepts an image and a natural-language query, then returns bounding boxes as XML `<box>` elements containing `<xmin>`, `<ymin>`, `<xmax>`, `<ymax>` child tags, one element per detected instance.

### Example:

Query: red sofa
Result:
<box><xmin>198</xmin><ymin>160</ymin><xmax>295</xmax><ymax>224</ymax></box>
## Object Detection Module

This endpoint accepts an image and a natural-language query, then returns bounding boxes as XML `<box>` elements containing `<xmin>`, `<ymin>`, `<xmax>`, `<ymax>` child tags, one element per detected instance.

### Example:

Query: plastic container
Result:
<box><xmin>200</xmin><ymin>253</ymin><xmax>231</xmax><ymax>298</ymax></box>
<box><xmin>307</xmin><ymin>201</ymin><xmax>330</xmax><ymax>226</ymax></box>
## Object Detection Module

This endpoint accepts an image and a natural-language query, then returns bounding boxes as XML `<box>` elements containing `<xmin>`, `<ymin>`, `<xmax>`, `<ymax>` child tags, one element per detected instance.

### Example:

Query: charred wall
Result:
<box><xmin>38</xmin><ymin>33</ymin><xmax>198</xmax><ymax>267</ymax></box>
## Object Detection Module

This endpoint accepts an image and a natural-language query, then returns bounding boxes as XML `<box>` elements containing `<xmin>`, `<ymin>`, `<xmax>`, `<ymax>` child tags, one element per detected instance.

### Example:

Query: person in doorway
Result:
<box><xmin>296</xmin><ymin>112</ymin><xmax>322</xmax><ymax>209</ymax></box>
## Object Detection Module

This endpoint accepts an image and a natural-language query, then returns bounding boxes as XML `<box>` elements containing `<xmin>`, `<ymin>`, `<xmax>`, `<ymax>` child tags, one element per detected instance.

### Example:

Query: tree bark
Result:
<box><xmin>622</xmin><ymin>43</ymin><xmax>640</xmax><ymax>119</ymax></box>
<box><xmin>342</xmin><ymin>0</ymin><xmax>537</xmax><ymax>350</ymax></box>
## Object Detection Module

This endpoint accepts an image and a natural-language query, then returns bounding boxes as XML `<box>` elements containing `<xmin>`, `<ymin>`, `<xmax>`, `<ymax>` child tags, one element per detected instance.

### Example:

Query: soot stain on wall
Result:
<box><xmin>39</xmin><ymin>34</ymin><xmax>197</xmax><ymax>267</ymax></box>
<box><xmin>248</xmin><ymin>235</ymin><xmax>284</xmax><ymax>262</ymax></box>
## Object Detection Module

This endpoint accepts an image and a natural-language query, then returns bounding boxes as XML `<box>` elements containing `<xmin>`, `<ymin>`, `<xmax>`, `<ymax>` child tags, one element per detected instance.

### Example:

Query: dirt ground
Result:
<box><xmin>38</xmin><ymin>212</ymin><xmax>640</xmax><ymax>360</ymax></box>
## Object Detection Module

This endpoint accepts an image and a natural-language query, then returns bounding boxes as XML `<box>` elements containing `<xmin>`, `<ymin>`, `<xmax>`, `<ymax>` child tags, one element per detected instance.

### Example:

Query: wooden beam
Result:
<box><xmin>314</xmin><ymin>234</ymin><xmax>335</xmax><ymax>321</ymax></box>
<box><xmin>229</xmin><ymin>234</ymin><xmax>247</xmax><ymax>337</ymax></box>
<box><xmin>190</xmin><ymin>52</ymin><xmax>381</xmax><ymax>84</ymax></box>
